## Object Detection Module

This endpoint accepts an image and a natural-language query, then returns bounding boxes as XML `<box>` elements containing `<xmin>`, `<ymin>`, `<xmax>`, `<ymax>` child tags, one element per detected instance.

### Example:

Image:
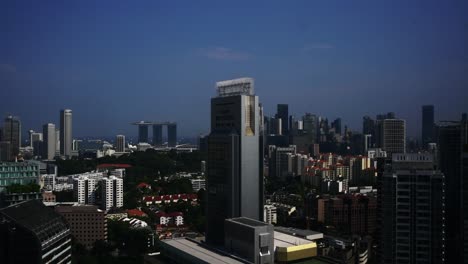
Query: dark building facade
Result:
<box><xmin>206</xmin><ymin>78</ymin><xmax>262</xmax><ymax>245</ymax></box>
<box><xmin>437</xmin><ymin>117</ymin><xmax>468</xmax><ymax>264</ymax></box>
<box><xmin>422</xmin><ymin>105</ymin><xmax>435</xmax><ymax>148</ymax></box>
<box><xmin>317</xmin><ymin>194</ymin><xmax>377</xmax><ymax>236</ymax></box>
<box><xmin>55</xmin><ymin>205</ymin><xmax>107</xmax><ymax>248</ymax></box>
<box><xmin>2</xmin><ymin>116</ymin><xmax>21</xmax><ymax>160</ymax></box>
<box><xmin>0</xmin><ymin>200</ymin><xmax>72</xmax><ymax>264</ymax></box>
<box><xmin>381</xmin><ymin>154</ymin><xmax>445</xmax><ymax>264</ymax></box>
<box><xmin>276</xmin><ymin>104</ymin><xmax>289</xmax><ymax>136</ymax></box>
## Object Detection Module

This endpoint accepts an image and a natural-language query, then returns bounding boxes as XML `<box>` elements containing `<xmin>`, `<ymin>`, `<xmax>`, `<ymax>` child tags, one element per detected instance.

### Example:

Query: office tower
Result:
<box><xmin>438</xmin><ymin>116</ymin><xmax>468</xmax><ymax>264</ymax></box>
<box><xmin>379</xmin><ymin>119</ymin><xmax>406</xmax><ymax>154</ymax></box>
<box><xmin>29</xmin><ymin>131</ymin><xmax>42</xmax><ymax>148</ymax></box>
<box><xmin>331</xmin><ymin>118</ymin><xmax>342</xmax><ymax>135</ymax></box>
<box><xmin>268</xmin><ymin>145</ymin><xmax>296</xmax><ymax>180</ymax></box>
<box><xmin>116</xmin><ymin>135</ymin><xmax>125</xmax><ymax>152</ymax></box>
<box><xmin>168</xmin><ymin>123</ymin><xmax>177</xmax><ymax>147</ymax></box>
<box><xmin>303</xmin><ymin>113</ymin><xmax>317</xmax><ymax>143</ymax></box>
<box><xmin>0</xmin><ymin>200</ymin><xmax>72</xmax><ymax>264</ymax></box>
<box><xmin>138</xmin><ymin>123</ymin><xmax>149</xmax><ymax>143</ymax></box>
<box><xmin>55</xmin><ymin>205</ymin><xmax>107</xmax><ymax>248</ymax></box>
<box><xmin>0</xmin><ymin>142</ymin><xmax>11</xmax><ymax>161</ymax></box>
<box><xmin>3</xmin><ymin>115</ymin><xmax>21</xmax><ymax>159</ymax></box>
<box><xmin>363</xmin><ymin>116</ymin><xmax>375</xmax><ymax>135</ymax></box>
<box><xmin>422</xmin><ymin>105</ymin><xmax>435</xmax><ymax>148</ymax></box>
<box><xmin>276</xmin><ymin>104</ymin><xmax>289</xmax><ymax>136</ymax></box>
<box><xmin>73</xmin><ymin>176</ymin><xmax>97</xmax><ymax>204</ymax></box>
<box><xmin>42</xmin><ymin>123</ymin><xmax>56</xmax><ymax>160</ymax></box>
<box><xmin>101</xmin><ymin>176</ymin><xmax>123</xmax><ymax>210</ymax></box>
<box><xmin>0</xmin><ymin>161</ymin><xmax>40</xmax><ymax>192</ymax></box>
<box><xmin>60</xmin><ymin>109</ymin><xmax>72</xmax><ymax>157</ymax></box>
<box><xmin>55</xmin><ymin>128</ymin><xmax>60</xmax><ymax>155</ymax></box>
<box><xmin>224</xmin><ymin>217</ymin><xmax>274</xmax><ymax>264</ymax></box>
<box><xmin>381</xmin><ymin>154</ymin><xmax>445</xmax><ymax>264</ymax></box>
<box><xmin>206</xmin><ymin>77</ymin><xmax>261</xmax><ymax>245</ymax></box>
<box><xmin>152</xmin><ymin>124</ymin><xmax>163</xmax><ymax>146</ymax></box>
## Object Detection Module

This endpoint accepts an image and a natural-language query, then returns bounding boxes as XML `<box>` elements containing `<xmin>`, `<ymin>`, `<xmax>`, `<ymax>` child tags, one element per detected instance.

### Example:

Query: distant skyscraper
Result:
<box><xmin>379</xmin><ymin>119</ymin><xmax>406</xmax><ymax>154</ymax></box>
<box><xmin>60</xmin><ymin>109</ymin><xmax>73</xmax><ymax>157</ymax></box>
<box><xmin>422</xmin><ymin>105</ymin><xmax>435</xmax><ymax>148</ymax></box>
<box><xmin>331</xmin><ymin>118</ymin><xmax>342</xmax><ymax>135</ymax></box>
<box><xmin>116</xmin><ymin>135</ymin><xmax>125</xmax><ymax>152</ymax></box>
<box><xmin>29</xmin><ymin>130</ymin><xmax>43</xmax><ymax>148</ymax></box>
<box><xmin>381</xmin><ymin>154</ymin><xmax>445</xmax><ymax>264</ymax></box>
<box><xmin>437</xmin><ymin>116</ymin><xmax>468</xmax><ymax>264</ymax></box>
<box><xmin>3</xmin><ymin>115</ymin><xmax>21</xmax><ymax>159</ymax></box>
<box><xmin>276</xmin><ymin>104</ymin><xmax>289</xmax><ymax>136</ymax></box>
<box><xmin>167</xmin><ymin>123</ymin><xmax>177</xmax><ymax>147</ymax></box>
<box><xmin>138</xmin><ymin>123</ymin><xmax>149</xmax><ymax>143</ymax></box>
<box><xmin>303</xmin><ymin>113</ymin><xmax>317</xmax><ymax>143</ymax></box>
<box><xmin>152</xmin><ymin>124</ymin><xmax>163</xmax><ymax>146</ymax></box>
<box><xmin>42</xmin><ymin>123</ymin><xmax>56</xmax><ymax>160</ymax></box>
<box><xmin>206</xmin><ymin>77</ymin><xmax>262</xmax><ymax>245</ymax></box>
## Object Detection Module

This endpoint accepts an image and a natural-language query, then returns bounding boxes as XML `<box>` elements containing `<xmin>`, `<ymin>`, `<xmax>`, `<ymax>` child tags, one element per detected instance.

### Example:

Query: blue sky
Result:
<box><xmin>1</xmin><ymin>0</ymin><xmax>467</xmax><ymax>138</ymax></box>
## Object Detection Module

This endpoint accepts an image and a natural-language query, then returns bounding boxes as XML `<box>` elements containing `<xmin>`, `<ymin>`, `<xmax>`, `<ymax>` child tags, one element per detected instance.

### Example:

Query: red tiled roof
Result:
<box><xmin>137</xmin><ymin>182</ymin><xmax>151</xmax><ymax>188</ymax></box>
<box><xmin>97</xmin><ymin>163</ymin><xmax>132</xmax><ymax>169</ymax></box>
<box><xmin>127</xmin><ymin>209</ymin><xmax>147</xmax><ymax>217</ymax></box>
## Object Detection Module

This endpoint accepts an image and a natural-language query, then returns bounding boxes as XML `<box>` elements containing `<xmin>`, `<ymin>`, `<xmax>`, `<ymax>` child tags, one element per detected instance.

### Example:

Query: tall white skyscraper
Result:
<box><xmin>60</xmin><ymin>109</ymin><xmax>73</xmax><ymax>157</ymax></box>
<box><xmin>101</xmin><ymin>176</ymin><xmax>123</xmax><ymax>211</ymax></box>
<box><xmin>116</xmin><ymin>135</ymin><xmax>125</xmax><ymax>152</ymax></box>
<box><xmin>42</xmin><ymin>123</ymin><xmax>56</xmax><ymax>160</ymax></box>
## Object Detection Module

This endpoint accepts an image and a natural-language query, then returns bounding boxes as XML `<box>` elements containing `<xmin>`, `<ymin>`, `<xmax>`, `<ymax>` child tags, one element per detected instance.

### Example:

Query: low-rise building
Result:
<box><xmin>55</xmin><ymin>205</ymin><xmax>107</xmax><ymax>248</ymax></box>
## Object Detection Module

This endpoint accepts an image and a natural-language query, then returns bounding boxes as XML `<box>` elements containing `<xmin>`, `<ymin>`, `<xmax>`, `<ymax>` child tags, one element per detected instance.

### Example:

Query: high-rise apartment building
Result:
<box><xmin>206</xmin><ymin>77</ymin><xmax>262</xmax><ymax>245</ymax></box>
<box><xmin>42</xmin><ymin>123</ymin><xmax>56</xmax><ymax>160</ymax></box>
<box><xmin>116</xmin><ymin>135</ymin><xmax>125</xmax><ymax>152</ymax></box>
<box><xmin>60</xmin><ymin>109</ymin><xmax>72</xmax><ymax>157</ymax></box>
<box><xmin>422</xmin><ymin>105</ymin><xmax>435</xmax><ymax>148</ymax></box>
<box><xmin>3</xmin><ymin>116</ymin><xmax>21</xmax><ymax>159</ymax></box>
<box><xmin>73</xmin><ymin>176</ymin><xmax>97</xmax><ymax>205</ymax></box>
<box><xmin>101</xmin><ymin>176</ymin><xmax>123</xmax><ymax>211</ymax></box>
<box><xmin>437</xmin><ymin>116</ymin><xmax>468</xmax><ymax>264</ymax></box>
<box><xmin>381</xmin><ymin>154</ymin><xmax>445</xmax><ymax>264</ymax></box>
<box><xmin>268</xmin><ymin>145</ymin><xmax>296</xmax><ymax>180</ymax></box>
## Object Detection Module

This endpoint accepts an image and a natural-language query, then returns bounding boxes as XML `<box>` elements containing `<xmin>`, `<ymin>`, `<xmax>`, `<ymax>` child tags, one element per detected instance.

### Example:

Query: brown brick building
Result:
<box><xmin>55</xmin><ymin>205</ymin><xmax>107</xmax><ymax>248</ymax></box>
<box><xmin>318</xmin><ymin>194</ymin><xmax>376</xmax><ymax>235</ymax></box>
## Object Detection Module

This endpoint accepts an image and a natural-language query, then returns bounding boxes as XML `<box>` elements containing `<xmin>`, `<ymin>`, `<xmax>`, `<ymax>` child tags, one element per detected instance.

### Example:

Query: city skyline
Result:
<box><xmin>1</xmin><ymin>1</ymin><xmax>467</xmax><ymax>138</ymax></box>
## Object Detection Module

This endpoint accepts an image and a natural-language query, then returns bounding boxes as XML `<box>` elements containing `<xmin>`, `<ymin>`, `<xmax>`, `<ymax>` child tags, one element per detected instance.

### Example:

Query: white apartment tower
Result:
<box><xmin>101</xmin><ymin>176</ymin><xmax>123</xmax><ymax>211</ymax></box>
<box><xmin>73</xmin><ymin>176</ymin><xmax>97</xmax><ymax>204</ymax></box>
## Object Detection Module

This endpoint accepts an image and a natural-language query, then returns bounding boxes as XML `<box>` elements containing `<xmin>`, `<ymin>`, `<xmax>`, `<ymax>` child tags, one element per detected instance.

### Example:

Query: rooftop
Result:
<box><xmin>228</xmin><ymin>217</ymin><xmax>269</xmax><ymax>227</ymax></box>
<box><xmin>0</xmin><ymin>200</ymin><xmax>69</xmax><ymax>243</ymax></box>
<box><xmin>161</xmin><ymin>238</ymin><xmax>245</xmax><ymax>264</ymax></box>
<box><xmin>275</xmin><ymin>227</ymin><xmax>324</xmax><ymax>240</ymax></box>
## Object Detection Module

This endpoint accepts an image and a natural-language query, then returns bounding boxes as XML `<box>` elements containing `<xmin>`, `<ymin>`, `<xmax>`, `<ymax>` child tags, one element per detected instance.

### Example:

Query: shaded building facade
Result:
<box><xmin>206</xmin><ymin>78</ymin><xmax>262</xmax><ymax>245</ymax></box>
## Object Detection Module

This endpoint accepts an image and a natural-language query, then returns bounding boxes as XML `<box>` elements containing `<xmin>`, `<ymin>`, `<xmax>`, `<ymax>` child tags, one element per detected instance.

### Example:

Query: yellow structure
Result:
<box><xmin>274</xmin><ymin>230</ymin><xmax>318</xmax><ymax>262</ymax></box>
<box><xmin>276</xmin><ymin>242</ymin><xmax>317</xmax><ymax>262</ymax></box>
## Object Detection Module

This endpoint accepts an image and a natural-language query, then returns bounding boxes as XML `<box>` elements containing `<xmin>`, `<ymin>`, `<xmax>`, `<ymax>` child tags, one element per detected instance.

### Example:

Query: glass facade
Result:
<box><xmin>0</xmin><ymin>162</ymin><xmax>40</xmax><ymax>192</ymax></box>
